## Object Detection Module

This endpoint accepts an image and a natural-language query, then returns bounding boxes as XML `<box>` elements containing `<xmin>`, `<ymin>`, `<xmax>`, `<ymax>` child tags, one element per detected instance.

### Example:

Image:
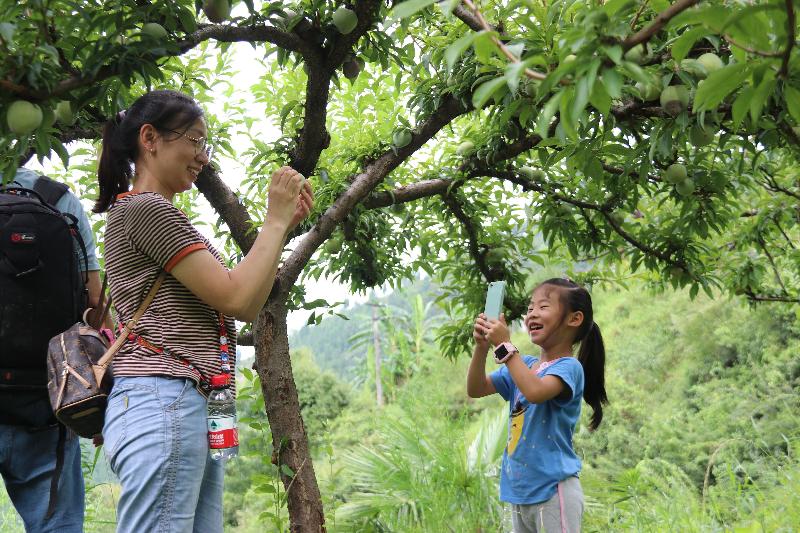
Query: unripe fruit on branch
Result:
<box><xmin>342</xmin><ymin>58</ymin><xmax>364</xmax><ymax>79</ymax></box>
<box><xmin>697</xmin><ymin>53</ymin><xmax>723</xmax><ymax>75</ymax></box>
<box><xmin>660</xmin><ymin>85</ymin><xmax>689</xmax><ymax>116</ymax></box>
<box><xmin>675</xmin><ymin>178</ymin><xmax>695</xmax><ymax>196</ymax></box>
<box><xmin>689</xmin><ymin>124</ymin><xmax>714</xmax><ymax>147</ymax></box>
<box><xmin>54</xmin><ymin>101</ymin><xmax>75</xmax><ymax>125</ymax></box>
<box><xmin>520</xmin><ymin>166</ymin><xmax>546</xmax><ymax>180</ymax></box>
<box><xmin>203</xmin><ymin>0</ymin><xmax>231</xmax><ymax>23</ymax></box>
<box><xmin>624</xmin><ymin>44</ymin><xmax>646</xmax><ymax>64</ymax></box>
<box><xmin>392</xmin><ymin>129</ymin><xmax>412</xmax><ymax>148</ymax></box>
<box><xmin>7</xmin><ymin>101</ymin><xmax>43</xmax><ymax>135</ymax></box>
<box><xmin>141</xmin><ymin>23</ymin><xmax>167</xmax><ymax>39</ymax></box>
<box><xmin>324</xmin><ymin>236</ymin><xmax>343</xmax><ymax>254</ymax></box>
<box><xmin>635</xmin><ymin>81</ymin><xmax>660</xmax><ymax>101</ymax></box>
<box><xmin>456</xmin><ymin>140</ymin><xmax>474</xmax><ymax>156</ymax></box>
<box><xmin>332</xmin><ymin>7</ymin><xmax>357</xmax><ymax>34</ymax></box>
<box><xmin>663</xmin><ymin>163</ymin><xmax>687</xmax><ymax>184</ymax></box>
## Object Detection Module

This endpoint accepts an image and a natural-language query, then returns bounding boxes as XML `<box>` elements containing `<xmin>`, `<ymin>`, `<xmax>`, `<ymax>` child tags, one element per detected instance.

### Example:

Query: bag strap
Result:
<box><xmin>92</xmin><ymin>271</ymin><xmax>167</xmax><ymax>384</ymax></box>
<box><xmin>33</xmin><ymin>175</ymin><xmax>70</xmax><ymax>206</ymax></box>
<box><xmin>84</xmin><ymin>275</ymin><xmax>113</xmax><ymax>330</ymax></box>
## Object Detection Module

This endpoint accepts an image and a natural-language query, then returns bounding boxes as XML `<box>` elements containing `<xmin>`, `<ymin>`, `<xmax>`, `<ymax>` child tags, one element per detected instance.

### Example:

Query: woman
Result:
<box><xmin>95</xmin><ymin>89</ymin><xmax>312</xmax><ymax>532</ymax></box>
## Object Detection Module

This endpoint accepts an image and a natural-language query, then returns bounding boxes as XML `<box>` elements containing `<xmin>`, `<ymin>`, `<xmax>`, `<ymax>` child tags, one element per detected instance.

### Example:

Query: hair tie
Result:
<box><xmin>115</xmin><ymin>109</ymin><xmax>126</xmax><ymax>123</ymax></box>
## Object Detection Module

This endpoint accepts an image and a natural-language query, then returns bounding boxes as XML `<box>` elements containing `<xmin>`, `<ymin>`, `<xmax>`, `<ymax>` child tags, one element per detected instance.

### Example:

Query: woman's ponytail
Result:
<box><xmin>577</xmin><ymin>321</ymin><xmax>608</xmax><ymax>431</ymax></box>
<box><xmin>95</xmin><ymin>112</ymin><xmax>133</xmax><ymax>213</ymax></box>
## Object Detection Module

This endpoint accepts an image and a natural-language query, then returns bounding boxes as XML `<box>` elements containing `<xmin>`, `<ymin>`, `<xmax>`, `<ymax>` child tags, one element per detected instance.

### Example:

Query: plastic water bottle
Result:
<box><xmin>207</xmin><ymin>373</ymin><xmax>239</xmax><ymax>460</ymax></box>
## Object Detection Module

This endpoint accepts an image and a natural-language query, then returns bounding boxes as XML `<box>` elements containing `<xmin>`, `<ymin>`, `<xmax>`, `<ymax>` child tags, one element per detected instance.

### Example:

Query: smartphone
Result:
<box><xmin>483</xmin><ymin>281</ymin><xmax>506</xmax><ymax>320</ymax></box>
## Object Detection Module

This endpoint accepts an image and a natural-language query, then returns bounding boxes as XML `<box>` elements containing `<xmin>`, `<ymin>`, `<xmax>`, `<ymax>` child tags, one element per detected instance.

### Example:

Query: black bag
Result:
<box><xmin>0</xmin><ymin>177</ymin><xmax>88</xmax><ymax>427</ymax></box>
<box><xmin>47</xmin><ymin>272</ymin><xmax>165</xmax><ymax>438</ymax></box>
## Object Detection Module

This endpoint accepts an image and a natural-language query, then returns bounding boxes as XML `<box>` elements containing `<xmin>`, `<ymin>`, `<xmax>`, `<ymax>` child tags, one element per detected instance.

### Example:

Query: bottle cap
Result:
<box><xmin>210</xmin><ymin>373</ymin><xmax>231</xmax><ymax>388</ymax></box>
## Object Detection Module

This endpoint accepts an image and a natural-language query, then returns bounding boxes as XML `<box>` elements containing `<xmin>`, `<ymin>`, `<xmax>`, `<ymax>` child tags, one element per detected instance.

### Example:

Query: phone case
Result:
<box><xmin>484</xmin><ymin>281</ymin><xmax>506</xmax><ymax>320</ymax></box>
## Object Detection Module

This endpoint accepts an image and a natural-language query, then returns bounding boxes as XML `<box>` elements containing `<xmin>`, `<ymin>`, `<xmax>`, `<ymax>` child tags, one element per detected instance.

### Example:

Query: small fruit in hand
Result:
<box><xmin>697</xmin><ymin>52</ymin><xmax>723</xmax><ymax>75</ymax></box>
<box><xmin>392</xmin><ymin>128</ymin><xmax>412</xmax><ymax>148</ymax></box>
<box><xmin>663</xmin><ymin>163</ymin><xmax>687</xmax><ymax>184</ymax></box>
<box><xmin>54</xmin><ymin>101</ymin><xmax>75</xmax><ymax>125</ymax></box>
<box><xmin>332</xmin><ymin>7</ymin><xmax>357</xmax><ymax>34</ymax></box>
<box><xmin>141</xmin><ymin>22</ymin><xmax>168</xmax><ymax>39</ymax></box>
<box><xmin>456</xmin><ymin>140</ymin><xmax>474</xmax><ymax>156</ymax></box>
<box><xmin>675</xmin><ymin>178</ymin><xmax>695</xmax><ymax>196</ymax></box>
<box><xmin>660</xmin><ymin>85</ymin><xmax>690</xmax><ymax>116</ymax></box>
<box><xmin>203</xmin><ymin>0</ymin><xmax>231</xmax><ymax>23</ymax></box>
<box><xmin>689</xmin><ymin>124</ymin><xmax>714</xmax><ymax>147</ymax></box>
<box><xmin>624</xmin><ymin>44</ymin><xmax>646</xmax><ymax>64</ymax></box>
<box><xmin>6</xmin><ymin>100</ymin><xmax>43</xmax><ymax>135</ymax></box>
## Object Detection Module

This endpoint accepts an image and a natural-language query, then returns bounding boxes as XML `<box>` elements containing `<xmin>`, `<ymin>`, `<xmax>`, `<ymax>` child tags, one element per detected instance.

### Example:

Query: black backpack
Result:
<box><xmin>0</xmin><ymin>176</ymin><xmax>88</xmax><ymax>426</ymax></box>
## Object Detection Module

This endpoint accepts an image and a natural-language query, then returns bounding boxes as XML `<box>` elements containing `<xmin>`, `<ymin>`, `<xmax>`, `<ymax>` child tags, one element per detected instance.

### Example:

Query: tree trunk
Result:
<box><xmin>254</xmin><ymin>304</ymin><xmax>325</xmax><ymax>532</ymax></box>
<box><xmin>371</xmin><ymin>306</ymin><xmax>384</xmax><ymax>408</ymax></box>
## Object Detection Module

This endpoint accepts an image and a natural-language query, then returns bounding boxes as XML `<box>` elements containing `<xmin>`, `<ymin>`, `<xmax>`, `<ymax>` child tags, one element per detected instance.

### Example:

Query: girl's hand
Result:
<box><xmin>473</xmin><ymin>313</ymin><xmax>491</xmax><ymax>349</ymax></box>
<box><xmin>288</xmin><ymin>180</ymin><xmax>314</xmax><ymax>232</ymax></box>
<box><xmin>266</xmin><ymin>166</ymin><xmax>304</xmax><ymax>227</ymax></box>
<box><xmin>485</xmin><ymin>313</ymin><xmax>511</xmax><ymax>346</ymax></box>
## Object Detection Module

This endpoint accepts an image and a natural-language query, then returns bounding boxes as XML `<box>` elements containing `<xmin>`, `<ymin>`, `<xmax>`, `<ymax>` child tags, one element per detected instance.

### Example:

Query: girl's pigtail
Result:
<box><xmin>577</xmin><ymin>321</ymin><xmax>608</xmax><ymax>431</ymax></box>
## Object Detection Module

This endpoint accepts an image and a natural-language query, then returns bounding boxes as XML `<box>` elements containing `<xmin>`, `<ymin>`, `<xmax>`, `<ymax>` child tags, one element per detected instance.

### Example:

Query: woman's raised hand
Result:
<box><xmin>289</xmin><ymin>180</ymin><xmax>314</xmax><ymax>231</ymax></box>
<box><xmin>267</xmin><ymin>166</ymin><xmax>305</xmax><ymax>228</ymax></box>
<box><xmin>473</xmin><ymin>313</ymin><xmax>490</xmax><ymax>349</ymax></box>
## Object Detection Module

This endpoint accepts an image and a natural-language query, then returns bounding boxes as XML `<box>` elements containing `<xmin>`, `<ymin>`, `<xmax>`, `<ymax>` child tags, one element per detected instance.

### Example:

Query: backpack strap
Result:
<box><xmin>33</xmin><ymin>175</ymin><xmax>70</xmax><ymax>207</ymax></box>
<box><xmin>45</xmin><ymin>424</ymin><xmax>67</xmax><ymax>519</ymax></box>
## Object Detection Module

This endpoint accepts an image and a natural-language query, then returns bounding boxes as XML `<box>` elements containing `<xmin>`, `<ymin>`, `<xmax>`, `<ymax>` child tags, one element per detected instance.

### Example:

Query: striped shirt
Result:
<box><xmin>105</xmin><ymin>192</ymin><xmax>237</xmax><ymax>395</ymax></box>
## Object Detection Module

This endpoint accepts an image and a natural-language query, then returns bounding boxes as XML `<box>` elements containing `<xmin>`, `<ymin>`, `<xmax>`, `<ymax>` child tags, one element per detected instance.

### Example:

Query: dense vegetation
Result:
<box><xmin>2</xmin><ymin>0</ymin><xmax>798</xmax><ymax>528</ymax></box>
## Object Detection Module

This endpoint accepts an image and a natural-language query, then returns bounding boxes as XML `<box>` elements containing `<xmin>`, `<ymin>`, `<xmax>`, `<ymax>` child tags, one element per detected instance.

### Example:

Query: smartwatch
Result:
<box><xmin>494</xmin><ymin>342</ymin><xmax>519</xmax><ymax>364</ymax></box>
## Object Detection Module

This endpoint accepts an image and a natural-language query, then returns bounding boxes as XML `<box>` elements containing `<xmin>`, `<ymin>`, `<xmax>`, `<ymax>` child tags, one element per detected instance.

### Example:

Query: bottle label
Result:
<box><xmin>207</xmin><ymin>416</ymin><xmax>239</xmax><ymax>449</ymax></box>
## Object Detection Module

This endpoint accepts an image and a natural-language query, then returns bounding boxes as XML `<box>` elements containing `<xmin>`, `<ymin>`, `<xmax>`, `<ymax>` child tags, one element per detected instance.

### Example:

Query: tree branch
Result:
<box><xmin>2</xmin><ymin>23</ymin><xmax>307</xmax><ymax>100</ymax></box>
<box><xmin>622</xmin><ymin>0</ymin><xmax>702</xmax><ymax>51</ymax></box>
<box><xmin>780</xmin><ymin>0</ymin><xmax>796</xmax><ymax>78</ymax></box>
<box><xmin>452</xmin><ymin>4</ymin><xmax>488</xmax><ymax>32</ymax></box>
<box><xmin>440</xmin><ymin>192</ymin><xmax>495</xmax><ymax>281</ymax></box>
<box><xmin>756</xmin><ymin>237</ymin><xmax>788</xmax><ymax>294</ymax></box>
<box><xmin>195</xmin><ymin>164</ymin><xmax>257</xmax><ymax>253</ymax></box>
<box><xmin>276</xmin><ymin>95</ymin><xmax>470</xmax><ymax>297</ymax></box>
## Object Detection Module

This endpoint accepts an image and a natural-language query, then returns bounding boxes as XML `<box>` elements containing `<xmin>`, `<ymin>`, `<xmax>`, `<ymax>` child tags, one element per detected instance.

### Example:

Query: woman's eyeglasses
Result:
<box><xmin>166</xmin><ymin>129</ymin><xmax>214</xmax><ymax>159</ymax></box>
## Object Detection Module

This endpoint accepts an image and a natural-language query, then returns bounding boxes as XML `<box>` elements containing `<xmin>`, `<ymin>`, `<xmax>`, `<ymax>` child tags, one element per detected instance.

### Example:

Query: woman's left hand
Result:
<box><xmin>485</xmin><ymin>313</ymin><xmax>511</xmax><ymax>346</ymax></box>
<box><xmin>289</xmin><ymin>180</ymin><xmax>314</xmax><ymax>231</ymax></box>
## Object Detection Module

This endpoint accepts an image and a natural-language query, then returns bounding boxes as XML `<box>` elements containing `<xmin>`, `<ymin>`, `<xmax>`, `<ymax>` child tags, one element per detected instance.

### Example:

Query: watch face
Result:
<box><xmin>495</xmin><ymin>344</ymin><xmax>509</xmax><ymax>359</ymax></box>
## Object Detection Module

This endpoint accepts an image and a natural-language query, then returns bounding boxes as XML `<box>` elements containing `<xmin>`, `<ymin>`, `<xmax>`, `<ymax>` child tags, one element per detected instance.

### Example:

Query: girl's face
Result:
<box><xmin>523</xmin><ymin>285</ymin><xmax>582</xmax><ymax>348</ymax></box>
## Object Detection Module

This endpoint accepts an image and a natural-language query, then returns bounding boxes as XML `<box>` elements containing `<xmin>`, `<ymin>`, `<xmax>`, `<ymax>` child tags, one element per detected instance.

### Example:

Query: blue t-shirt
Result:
<box><xmin>6</xmin><ymin>168</ymin><xmax>100</xmax><ymax>272</ymax></box>
<box><xmin>490</xmin><ymin>355</ymin><xmax>584</xmax><ymax>504</ymax></box>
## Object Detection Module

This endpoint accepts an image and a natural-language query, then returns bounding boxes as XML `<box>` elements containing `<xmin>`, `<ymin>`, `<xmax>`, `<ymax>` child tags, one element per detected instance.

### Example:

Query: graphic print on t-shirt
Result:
<box><xmin>507</xmin><ymin>394</ymin><xmax>527</xmax><ymax>456</ymax></box>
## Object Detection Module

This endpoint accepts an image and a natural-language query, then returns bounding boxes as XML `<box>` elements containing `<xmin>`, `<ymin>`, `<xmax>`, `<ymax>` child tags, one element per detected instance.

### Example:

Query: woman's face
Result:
<box><xmin>153</xmin><ymin>117</ymin><xmax>209</xmax><ymax>193</ymax></box>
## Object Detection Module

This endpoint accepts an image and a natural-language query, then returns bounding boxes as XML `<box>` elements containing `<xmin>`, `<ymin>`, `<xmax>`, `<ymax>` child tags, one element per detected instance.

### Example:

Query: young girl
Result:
<box><xmin>467</xmin><ymin>278</ymin><xmax>608</xmax><ymax>533</ymax></box>
<box><xmin>95</xmin><ymin>90</ymin><xmax>313</xmax><ymax>532</ymax></box>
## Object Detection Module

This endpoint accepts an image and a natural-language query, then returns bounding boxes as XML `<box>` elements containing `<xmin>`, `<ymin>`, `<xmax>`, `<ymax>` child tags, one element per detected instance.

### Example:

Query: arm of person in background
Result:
<box><xmin>485</xmin><ymin>315</ymin><xmax>564</xmax><ymax>403</ymax></box>
<box><xmin>171</xmin><ymin>167</ymin><xmax>313</xmax><ymax>322</ymax></box>
<box><xmin>467</xmin><ymin>313</ymin><xmax>498</xmax><ymax>398</ymax></box>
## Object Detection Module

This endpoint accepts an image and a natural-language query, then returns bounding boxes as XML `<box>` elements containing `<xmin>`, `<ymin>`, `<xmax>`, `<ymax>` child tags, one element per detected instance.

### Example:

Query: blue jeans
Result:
<box><xmin>0</xmin><ymin>400</ymin><xmax>84</xmax><ymax>533</ymax></box>
<box><xmin>103</xmin><ymin>376</ymin><xmax>223</xmax><ymax>533</ymax></box>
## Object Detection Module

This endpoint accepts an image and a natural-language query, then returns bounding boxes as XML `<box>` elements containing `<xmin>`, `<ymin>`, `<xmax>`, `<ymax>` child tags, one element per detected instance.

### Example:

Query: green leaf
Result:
<box><xmin>0</xmin><ymin>22</ymin><xmax>16</xmax><ymax>43</ymax></box>
<box><xmin>280</xmin><ymin>464</ymin><xmax>295</xmax><ymax>477</ymax></box>
<box><xmin>471</xmin><ymin>77</ymin><xmax>506</xmax><ymax>109</ymax></box>
<box><xmin>504</xmin><ymin>62</ymin><xmax>525</xmax><ymax>93</ymax></box>
<box><xmin>784</xmin><ymin>86</ymin><xmax>800</xmax><ymax>124</ymax></box>
<box><xmin>694</xmin><ymin>63</ymin><xmax>751</xmax><ymax>112</ymax></box>
<box><xmin>473</xmin><ymin>31</ymin><xmax>499</xmax><ymax>63</ymax></box>
<box><xmin>537</xmin><ymin>91</ymin><xmax>563</xmax><ymax>138</ymax></box>
<box><xmin>670</xmin><ymin>27</ymin><xmax>710</xmax><ymax>62</ymax></box>
<box><xmin>589</xmin><ymin>79</ymin><xmax>611</xmax><ymax>116</ymax></box>
<box><xmin>444</xmin><ymin>32</ymin><xmax>478</xmax><ymax>71</ymax></box>
<box><xmin>601</xmin><ymin>68</ymin><xmax>623</xmax><ymax>99</ymax></box>
<box><xmin>389</xmin><ymin>0</ymin><xmax>437</xmax><ymax>22</ymax></box>
<box><xmin>749</xmin><ymin>74</ymin><xmax>775</xmax><ymax>123</ymax></box>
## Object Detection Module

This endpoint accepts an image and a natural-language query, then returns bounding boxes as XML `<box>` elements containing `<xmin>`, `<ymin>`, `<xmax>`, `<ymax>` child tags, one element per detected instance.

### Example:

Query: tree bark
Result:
<box><xmin>254</xmin><ymin>304</ymin><xmax>325</xmax><ymax>532</ymax></box>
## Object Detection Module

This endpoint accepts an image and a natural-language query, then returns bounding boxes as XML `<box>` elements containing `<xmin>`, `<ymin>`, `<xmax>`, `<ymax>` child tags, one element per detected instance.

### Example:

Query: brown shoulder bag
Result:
<box><xmin>46</xmin><ymin>272</ymin><xmax>166</xmax><ymax>438</ymax></box>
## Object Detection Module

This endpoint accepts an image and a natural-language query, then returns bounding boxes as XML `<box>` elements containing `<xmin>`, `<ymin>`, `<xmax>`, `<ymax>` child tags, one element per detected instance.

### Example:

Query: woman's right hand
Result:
<box><xmin>473</xmin><ymin>313</ymin><xmax>490</xmax><ymax>349</ymax></box>
<box><xmin>266</xmin><ymin>166</ymin><xmax>305</xmax><ymax>227</ymax></box>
